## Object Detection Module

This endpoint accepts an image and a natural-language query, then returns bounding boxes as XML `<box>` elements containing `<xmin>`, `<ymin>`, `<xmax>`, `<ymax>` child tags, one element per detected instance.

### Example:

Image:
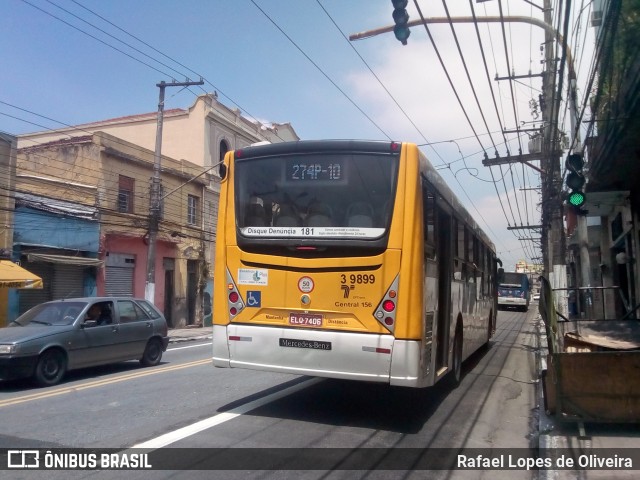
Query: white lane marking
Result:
<box><xmin>132</xmin><ymin>377</ymin><xmax>321</xmax><ymax>449</ymax></box>
<box><xmin>168</xmin><ymin>342</ymin><xmax>212</xmax><ymax>352</ymax></box>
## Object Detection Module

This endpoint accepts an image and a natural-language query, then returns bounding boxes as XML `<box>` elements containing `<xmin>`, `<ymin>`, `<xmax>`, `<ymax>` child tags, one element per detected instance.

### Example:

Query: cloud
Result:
<box><xmin>342</xmin><ymin>14</ymin><xmax>546</xmax><ymax>269</ymax></box>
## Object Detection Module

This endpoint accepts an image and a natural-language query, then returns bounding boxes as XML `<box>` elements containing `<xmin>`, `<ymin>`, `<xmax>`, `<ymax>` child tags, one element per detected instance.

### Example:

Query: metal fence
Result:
<box><xmin>552</xmin><ymin>285</ymin><xmax>638</xmax><ymax>320</ymax></box>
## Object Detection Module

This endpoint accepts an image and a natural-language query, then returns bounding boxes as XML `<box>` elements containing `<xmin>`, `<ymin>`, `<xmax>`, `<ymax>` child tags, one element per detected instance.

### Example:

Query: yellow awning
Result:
<box><xmin>0</xmin><ymin>260</ymin><xmax>43</xmax><ymax>289</ymax></box>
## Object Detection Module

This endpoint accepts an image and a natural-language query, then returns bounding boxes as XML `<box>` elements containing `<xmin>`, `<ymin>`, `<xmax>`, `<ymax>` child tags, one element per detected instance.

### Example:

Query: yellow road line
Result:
<box><xmin>0</xmin><ymin>358</ymin><xmax>210</xmax><ymax>408</ymax></box>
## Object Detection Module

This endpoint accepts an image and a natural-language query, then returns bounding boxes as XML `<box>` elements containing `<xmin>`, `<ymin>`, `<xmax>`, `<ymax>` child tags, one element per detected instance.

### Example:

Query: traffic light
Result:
<box><xmin>565</xmin><ymin>153</ymin><xmax>586</xmax><ymax>208</ymax></box>
<box><xmin>392</xmin><ymin>0</ymin><xmax>410</xmax><ymax>45</ymax></box>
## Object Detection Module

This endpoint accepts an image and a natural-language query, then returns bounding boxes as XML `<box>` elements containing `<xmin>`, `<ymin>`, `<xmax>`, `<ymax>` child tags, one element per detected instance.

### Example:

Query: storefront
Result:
<box><xmin>0</xmin><ymin>259</ymin><xmax>43</xmax><ymax>327</ymax></box>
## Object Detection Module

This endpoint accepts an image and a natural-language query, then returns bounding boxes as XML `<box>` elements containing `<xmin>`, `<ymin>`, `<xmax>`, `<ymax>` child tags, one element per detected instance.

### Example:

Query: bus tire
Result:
<box><xmin>484</xmin><ymin>310</ymin><xmax>494</xmax><ymax>348</ymax></box>
<box><xmin>449</xmin><ymin>328</ymin><xmax>463</xmax><ymax>388</ymax></box>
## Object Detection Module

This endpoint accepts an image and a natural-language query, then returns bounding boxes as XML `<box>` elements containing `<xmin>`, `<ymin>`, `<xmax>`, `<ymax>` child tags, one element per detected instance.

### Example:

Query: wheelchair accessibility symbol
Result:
<box><xmin>246</xmin><ymin>291</ymin><xmax>261</xmax><ymax>307</ymax></box>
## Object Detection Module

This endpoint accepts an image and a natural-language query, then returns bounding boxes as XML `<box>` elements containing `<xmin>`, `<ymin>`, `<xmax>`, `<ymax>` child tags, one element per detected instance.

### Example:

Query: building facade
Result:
<box><xmin>18</xmin><ymin>93</ymin><xmax>299</xmax><ymax>172</ymax></box>
<box><xmin>14</xmin><ymin>94</ymin><xmax>298</xmax><ymax>325</ymax></box>
<box><xmin>565</xmin><ymin>0</ymin><xmax>640</xmax><ymax>321</ymax></box>
<box><xmin>0</xmin><ymin>132</ymin><xmax>17</xmax><ymax>326</ymax></box>
<box><xmin>13</xmin><ymin>132</ymin><xmax>214</xmax><ymax>327</ymax></box>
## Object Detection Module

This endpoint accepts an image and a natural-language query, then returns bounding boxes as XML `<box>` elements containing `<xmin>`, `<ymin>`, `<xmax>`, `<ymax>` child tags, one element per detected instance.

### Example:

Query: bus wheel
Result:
<box><xmin>484</xmin><ymin>310</ymin><xmax>494</xmax><ymax>348</ymax></box>
<box><xmin>449</xmin><ymin>329</ymin><xmax>463</xmax><ymax>387</ymax></box>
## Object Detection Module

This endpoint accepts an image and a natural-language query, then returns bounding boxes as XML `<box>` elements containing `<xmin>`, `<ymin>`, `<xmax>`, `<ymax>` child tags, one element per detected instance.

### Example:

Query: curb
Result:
<box><xmin>535</xmin><ymin>313</ymin><xmax>555</xmax><ymax>479</ymax></box>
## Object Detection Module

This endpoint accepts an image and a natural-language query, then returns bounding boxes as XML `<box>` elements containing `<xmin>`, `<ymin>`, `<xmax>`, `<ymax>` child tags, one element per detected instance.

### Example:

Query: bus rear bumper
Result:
<box><xmin>498</xmin><ymin>297</ymin><xmax>527</xmax><ymax>307</ymax></box>
<box><xmin>213</xmin><ymin>324</ymin><xmax>402</xmax><ymax>383</ymax></box>
<box><xmin>212</xmin><ymin>325</ymin><xmax>231</xmax><ymax>368</ymax></box>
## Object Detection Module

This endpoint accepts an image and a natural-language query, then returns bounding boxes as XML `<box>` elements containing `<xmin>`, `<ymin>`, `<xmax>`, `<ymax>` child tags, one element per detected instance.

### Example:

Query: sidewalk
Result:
<box><xmin>168</xmin><ymin>325</ymin><xmax>212</xmax><ymax>344</ymax></box>
<box><xmin>534</xmin><ymin>309</ymin><xmax>640</xmax><ymax>479</ymax></box>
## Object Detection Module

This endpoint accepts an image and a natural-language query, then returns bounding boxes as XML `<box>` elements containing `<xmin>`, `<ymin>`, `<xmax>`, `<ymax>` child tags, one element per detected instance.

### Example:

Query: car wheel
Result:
<box><xmin>34</xmin><ymin>349</ymin><xmax>67</xmax><ymax>387</ymax></box>
<box><xmin>140</xmin><ymin>338</ymin><xmax>163</xmax><ymax>367</ymax></box>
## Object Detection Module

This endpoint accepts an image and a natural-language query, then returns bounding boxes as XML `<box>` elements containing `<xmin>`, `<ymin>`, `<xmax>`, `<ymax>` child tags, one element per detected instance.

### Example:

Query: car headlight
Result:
<box><xmin>0</xmin><ymin>344</ymin><xmax>18</xmax><ymax>354</ymax></box>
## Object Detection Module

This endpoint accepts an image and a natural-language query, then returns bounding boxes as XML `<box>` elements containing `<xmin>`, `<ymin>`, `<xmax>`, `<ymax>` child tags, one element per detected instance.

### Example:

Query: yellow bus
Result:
<box><xmin>213</xmin><ymin>140</ymin><xmax>498</xmax><ymax>388</ymax></box>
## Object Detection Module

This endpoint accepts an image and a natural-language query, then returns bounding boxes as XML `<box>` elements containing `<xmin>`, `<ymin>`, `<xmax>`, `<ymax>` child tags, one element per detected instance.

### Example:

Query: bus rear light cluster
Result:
<box><xmin>373</xmin><ymin>275</ymin><xmax>399</xmax><ymax>333</ymax></box>
<box><xmin>225</xmin><ymin>268</ymin><xmax>244</xmax><ymax>319</ymax></box>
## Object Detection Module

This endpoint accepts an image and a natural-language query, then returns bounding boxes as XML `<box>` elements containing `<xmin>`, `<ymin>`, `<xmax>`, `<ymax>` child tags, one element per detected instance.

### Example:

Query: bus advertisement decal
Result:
<box><xmin>240</xmin><ymin>226</ymin><xmax>385</xmax><ymax>239</ymax></box>
<box><xmin>238</xmin><ymin>269</ymin><xmax>268</xmax><ymax>286</ymax></box>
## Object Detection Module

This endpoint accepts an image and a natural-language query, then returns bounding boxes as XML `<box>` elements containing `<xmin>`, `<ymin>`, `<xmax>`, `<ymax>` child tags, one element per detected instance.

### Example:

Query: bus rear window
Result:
<box><xmin>234</xmin><ymin>152</ymin><xmax>399</xmax><ymax>243</ymax></box>
<box><xmin>500</xmin><ymin>272</ymin><xmax>528</xmax><ymax>287</ymax></box>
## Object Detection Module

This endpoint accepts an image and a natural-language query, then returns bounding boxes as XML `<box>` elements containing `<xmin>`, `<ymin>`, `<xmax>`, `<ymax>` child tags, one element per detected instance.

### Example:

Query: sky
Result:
<box><xmin>0</xmin><ymin>0</ymin><xmax>597</xmax><ymax>270</ymax></box>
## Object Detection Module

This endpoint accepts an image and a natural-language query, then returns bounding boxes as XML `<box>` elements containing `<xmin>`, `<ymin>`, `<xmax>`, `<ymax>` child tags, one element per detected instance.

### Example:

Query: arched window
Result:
<box><xmin>219</xmin><ymin>140</ymin><xmax>229</xmax><ymax>163</ymax></box>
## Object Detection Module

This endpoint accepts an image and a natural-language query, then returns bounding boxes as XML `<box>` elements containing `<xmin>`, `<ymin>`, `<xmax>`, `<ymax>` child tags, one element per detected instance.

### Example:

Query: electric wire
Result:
<box><xmin>6</xmin><ymin>0</ymin><xmax>565</xmax><ymax>265</ymax></box>
<box><xmin>314</xmin><ymin>0</ymin><xmax>452</xmax><ymax>167</ymax></box>
<box><xmin>249</xmin><ymin>0</ymin><xmax>391</xmax><ymax>140</ymax></box>
<box><xmin>468</xmin><ymin>1</ymin><xmax>520</xmax><ymax>234</ymax></box>
<box><xmin>21</xmin><ymin>0</ymin><xmax>290</xmax><ymax>144</ymax></box>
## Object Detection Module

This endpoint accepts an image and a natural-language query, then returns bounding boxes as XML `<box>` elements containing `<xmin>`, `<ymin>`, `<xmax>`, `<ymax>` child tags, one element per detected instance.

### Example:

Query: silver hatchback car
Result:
<box><xmin>0</xmin><ymin>297</ymin><xmax>169</xmax><ymax>386</ymax></box>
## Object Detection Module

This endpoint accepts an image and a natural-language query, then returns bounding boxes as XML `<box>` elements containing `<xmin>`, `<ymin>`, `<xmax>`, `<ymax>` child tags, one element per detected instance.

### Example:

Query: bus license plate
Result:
<box><xmin>289</xmin><ymin>312</ymin><xmax>323</xmax><ymax>327</ymax></box>
<box><xmin>279</xmin><ymin>338</ymin><xmax>332</xmax><ymax>350</ymax></box>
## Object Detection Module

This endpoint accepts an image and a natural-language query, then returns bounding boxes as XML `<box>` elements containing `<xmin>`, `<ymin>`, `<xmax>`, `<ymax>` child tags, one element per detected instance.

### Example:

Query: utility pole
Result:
<box><xmin>145</xmin><ymin>79</ymin><xmax>204</xmax><ymax>304</ymax></box>
<box><xmin>566</xmin><ymin>40</ymin><xmax>593</xmax><ymax>318</ymax></box>
<box><xmin>540</xmin><ymin>0</ymin><xmax>568</xmax><ymax>317</ymax></box>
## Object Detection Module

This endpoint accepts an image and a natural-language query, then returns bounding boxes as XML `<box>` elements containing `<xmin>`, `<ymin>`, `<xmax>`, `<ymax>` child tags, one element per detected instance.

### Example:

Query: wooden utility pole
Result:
<box><xmin>145</xmin><ymin>79</ymin><xmax>204</xmax><ymax>304</ymax></box>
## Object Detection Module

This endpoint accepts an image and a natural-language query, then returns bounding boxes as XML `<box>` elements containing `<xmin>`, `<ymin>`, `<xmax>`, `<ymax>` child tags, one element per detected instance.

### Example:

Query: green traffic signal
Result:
<box><xmin>565</xmin><ymin>152</ymin><xmax>586</xmax><ymax>208</ymax></box>
<box><xmin>394</xmin><ymin>24</ymin><xmax>411</xmax><ymax>44</ymax></box>
<box><xmin>568</xmin><ymin>191</ymin><xmax>586</xmax><ymax>207</ymax></box>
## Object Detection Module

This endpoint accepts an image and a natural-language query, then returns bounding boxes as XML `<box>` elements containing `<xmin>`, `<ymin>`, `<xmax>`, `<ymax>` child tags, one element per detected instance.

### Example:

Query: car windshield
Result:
<box><xmin>12</xmin><ymin>302</ymin><xmax>87</xmax><ymax>326</ymax></box>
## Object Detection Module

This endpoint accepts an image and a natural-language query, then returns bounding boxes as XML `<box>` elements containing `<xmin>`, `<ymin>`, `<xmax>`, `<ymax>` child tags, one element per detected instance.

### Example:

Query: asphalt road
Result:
<box><xmin>0</xmin><ymin>309</ymin><xmax>540</xmax><ymax>479</ymax></box>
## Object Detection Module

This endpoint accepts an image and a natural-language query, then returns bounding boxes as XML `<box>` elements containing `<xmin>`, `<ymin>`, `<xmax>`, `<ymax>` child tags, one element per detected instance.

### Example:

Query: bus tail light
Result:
<box><xmin>382</xmin><ymin>300</ymin><xmax>395</xmax><ymax>312</ymax></box>
<box><xmin>373</xmin><ymin>275</ymin><xmax>399</xmax><ymax>333</ymax></box>
<box><xmin>225</xmin><ymin>268</ymin><xmax>245</xmax><ymax>319</ymax></box>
